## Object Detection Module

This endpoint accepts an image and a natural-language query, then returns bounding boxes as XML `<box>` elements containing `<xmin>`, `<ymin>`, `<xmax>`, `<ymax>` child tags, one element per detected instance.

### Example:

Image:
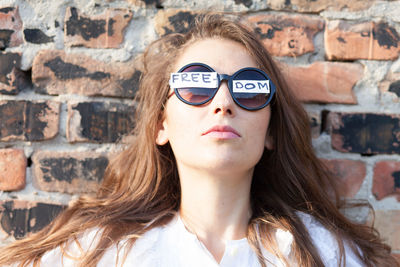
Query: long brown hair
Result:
<box><xmin>0</xmin><ymin>14</ymin><xmax>397</xmax><ymax>267</ymax></box>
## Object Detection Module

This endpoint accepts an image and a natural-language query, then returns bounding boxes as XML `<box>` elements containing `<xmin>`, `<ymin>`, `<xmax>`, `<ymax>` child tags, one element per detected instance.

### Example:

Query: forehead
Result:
<box><xmin>174</xmin><ymin>38</ymin><xmax>258</xmax><ymax>75</ymax></box>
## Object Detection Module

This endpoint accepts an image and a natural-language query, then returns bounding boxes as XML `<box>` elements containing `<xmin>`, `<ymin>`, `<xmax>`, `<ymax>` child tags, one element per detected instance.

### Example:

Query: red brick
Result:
<box><xmin>32</xmin><ymin>151</ymin><xmax>108</xmax><ymax>194</ymax></box>
<box><xmin>0</xmin><ymin>7</ymin><xmax>23</xmax><ymax>49</ymax></box>
<box><xmin>0</xmin><ymin>101</ymin><xmax>59</xmax><ymax>141</ymax></box>
<box><xmin>0</xmin><ymin>52</ymin><xmax>22</xmax><ymax>95</ymax></box>
<box><xmin>369</xmin><ymin>210</ymin><xmax>400</xmax><ymax>250</ymax></box>
<box><xmin>0</xmin><ymin>200</ymin><xmax>65</xmax><ymax>239</ymax></box>
<box><xmin>246</xmin><ymin>14</ymin><xmax>324</xmax><ymax>57</ymax></box>
<box><xmin>32</xmin><ymin>50</ymin><xmax>141</xmax><ymax>98</ymax></box>
<box><xmin>373</xmin><ymin>161</ymin><xmax>400</xmax><ymax>201</ymax></box>
<box><xmin>279</xmin><ymin>61</ymin><xmax>362</xmax><ymax>104</ymax></box>
<box><xmin>393</xmin><ymin>254</ymin><xmax>400</xmax><ymax>265</ymax></box>
<box><xmin>321</xmin><ymin>159</ymin><xmax>366</xmax><ymax>198</ymax></box>
<box><xmin>67</xmin><ymin>102</ymin><xmax>135</xmax><ymax>143</ymax></box>
<box><xmin>272</xmin><ymin>0</ymin><xmax>375</xmax><ymax>12</ymax></box>
<box><xmin>0</xmin><ymin>149</ymin><xmax>26</xmax><ymax>191</ymax></box>
<box><xmin>154</xmin><ymin>10</ymin><xmax>199</xmax><ymax>36</ymax></box>
<box><xmin>325</xmin><ymin>21</ymin><xmax>400</xmax><ymax>61</ymax></box>
<box><xmin>64</xmin><ymin>7</ymin><xmax>132</xmax><ymax>48</ymax></box>
<box><xmin>329</xmin><ymin>113</ymin><xmax>400</xmax><ymax>154</ymax></box>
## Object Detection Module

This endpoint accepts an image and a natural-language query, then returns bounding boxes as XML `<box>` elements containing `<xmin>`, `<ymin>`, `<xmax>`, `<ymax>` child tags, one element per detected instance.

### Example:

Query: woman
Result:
<box><xmin>0</xmin><ymin>14</ymin><xmax>397</xmax><ymax>267</ymax></box>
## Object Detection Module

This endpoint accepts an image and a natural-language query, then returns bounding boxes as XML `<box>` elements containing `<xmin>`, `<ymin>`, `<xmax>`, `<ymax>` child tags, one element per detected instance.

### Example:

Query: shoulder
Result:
<box><xmin>37</xmin><ymin>225</ymin><xmax>164</xmax><ymax>267</ymax></box>
<box><xmin>296</xmin><ymin>212</ymin><xmax>366</xmax><ymax>267</ymax></box>
<box><xmin>37</xmin><ymin>227</ymin><xmax>105</xmax><ymax>266</ymax></box>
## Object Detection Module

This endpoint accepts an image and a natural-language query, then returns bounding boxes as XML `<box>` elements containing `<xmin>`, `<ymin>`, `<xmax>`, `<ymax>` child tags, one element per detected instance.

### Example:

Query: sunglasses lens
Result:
<box><xmin>232</xmin><ymin>70</ymin><xmax>271</xmax><ymax>109</ymax></box>
<box><xmin>176</xmin><ymin>65</ymin><xmax>216</xmax><ymax>104</ymax></box>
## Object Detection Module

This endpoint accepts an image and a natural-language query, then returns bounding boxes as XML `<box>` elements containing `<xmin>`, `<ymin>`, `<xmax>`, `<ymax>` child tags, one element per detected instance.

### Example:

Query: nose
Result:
<box><xmin>211</xmin><ymin>81</ymin><xmax>235</xmax><ymax>116</ymax></box>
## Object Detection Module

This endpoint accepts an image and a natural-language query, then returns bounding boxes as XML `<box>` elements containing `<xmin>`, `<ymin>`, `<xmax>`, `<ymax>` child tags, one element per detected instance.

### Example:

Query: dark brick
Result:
<box><xmin>0</xmin><ymin>200</ymin><xmax>65</xmax><ymax>239</ymax></box>
<box><xmin>140</xmin><ymin>0</ymin><xmax>164</xmax><ymax>7</ymax></box>
<box><xmin>65</xmin><ymin>7</ymin><xmax>106</xmax><ymax>41</ymax></box>
<box><xmin>0</xmin><ymin>7</ymin><xmax>14</xmax><ymax>13</ymax></box>
<box><xmin>32</xmin><ymin>151</ymin><xmax>108</xmax><ymax>194</ymax></box>
<box><xmin>67</xmin><ymin>102</ymin><xmax>135</xmax><ymax>143</ymax></box>
<box><xmin>389</xmin><ymin>80</ymin><xmax>400</xmax><ymax>97</ymax></box>
<box><xmin>0</xmin><ymin>101</ymin><xmax>59</xmax><ymax>141</ymax></box>
<box><xmin>24</xmin><ymin>28</ymin><xmax>54</xmax><ymax>44</ymax></box>
<box><xmin>0</xmin><ymin>29</ymin><xmax>13</xmax><ymax>49</ymax></box>
<box><xmin>308</xmin><ymin>111</ymin><xmax>320</xmax><ymax>138</ymax></box>
<box><xmin>0</xmin><ymin>52</ymin><xmax>22</xmax><ymax>94</ymax></box>
<box><xmin>234</xmin><ymin>0</ymin><xmax>253</xmax><ymax>8</ymax></box>
<box><xmin>155</xmin><ymin>10</ymin><xmax>198</xmax><ymax>37</ymax></box>
<box><xmin>44</xmin><ymin>56</ymin><xmax>110</xmax><ymax>81</ymax></box>
<box><xmin>373</xmin><ymin>22</ymin><xmax>399</xmax><ymax>50</ymax></box>
<box><xmin>118</xmin><ymin>69</ymin><xmax>142</xmax><ymax>98</ymax></box>
<box><xmin>64</xmin><ymin>7</ymin><xmax>132</xmax><ymax>48</ymax></box>
<box><xmin>330</xmin><ymin>113</ymin><xmax>400</xmax><ymax>154</ymax></box>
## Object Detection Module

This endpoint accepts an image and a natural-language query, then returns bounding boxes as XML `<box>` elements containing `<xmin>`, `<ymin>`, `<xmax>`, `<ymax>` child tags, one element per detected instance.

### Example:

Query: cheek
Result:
<box><xmin>252</xmin><ymin>109</ymin><xmax>272</xmax><ymax>148</ymax></box>
<box><xmin>255</xmin><ymin>108</ymin><xmax>271</xmax><ymax>135</ymax></box>
<box><xmin>165</xmin><ymin>105</ymin><xmax>198</xmax><ymax>145</ymax></box>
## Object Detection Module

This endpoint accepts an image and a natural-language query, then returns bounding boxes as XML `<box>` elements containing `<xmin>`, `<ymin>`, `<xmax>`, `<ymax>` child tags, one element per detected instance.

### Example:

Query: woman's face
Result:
<box><xmin>157</xmin><ymin>38</ymin><xmax>272</xmax><ymax>176</ymax></box>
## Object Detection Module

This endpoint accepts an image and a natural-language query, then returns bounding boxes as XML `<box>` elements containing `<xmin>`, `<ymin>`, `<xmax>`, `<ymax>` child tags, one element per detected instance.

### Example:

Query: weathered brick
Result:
<box><xmin>0</xmin><ymin>6</ymin><xmax>23</xmax><ymax>49</ymax></box>
<box><xmin>329</xmin><ymin>113</ymin><xmax>400</xmax><ymax>154</ymax></box>
<box><xmin>246</xmin><ymin>14</ymin><xmax>324</xmax><ymax>57</ymax></box>
<box><xmin>32</xmin><ymin>151</ymin><xmax>108</xmax><ymax>194</ymax></box>
<box><xmin>325</xmin><ymin>21</ymin><xmax>400</xmax><ymax>61</ymax></box>
<box><xmin>272</xmin><ymin>0</ymin><xmax>375</xmax><ymax>12</ymax></box>
<box><xmin>279</xmin><ymin>61</ymin><xmax>362</xmax><ymax>104</ymax></box>
<box><xmin>308</xmin><ymin>111</ymin><xmax>320</xmax><ymax>138</ymax></box>
<box><xmin>67</xmin><ymin>102</ymin><xmax>135</xmax><ymax>143</ymax></box>
<box><xmin>0</xmin><ymin>52</ymin><xmax>24</xmax><ymax>95</ymax></box>
<box><xmin>0</xmin><ymin>200</ymin><xmax>65</xmax><ymax>239</ymax></box>
<box><xmin>32</xmin><ymin>50</ymin><xmax>141</xmax><ymax>98</ymax></box>
<box><xmin>368</xmin><ymin>210</ymin><xmax>400</xmax><ymax>250</ymax></box>
<box><xmin>64</xmin><ymin>7</ymin><xmax>132</xmax><ymax>48</ymax></box>
<box><xmin>373</xmin><ymin>161</ymin><xmax>400</xmax><ymax>201</ymax></box>
<box><xmin>0</xmin><ymin>149</ymin><xmax>26</xmax><ymax>191</ymax></box>
<box><xmin>379</xmin><ymin>70</ymin><xmax>400</xmax><ymax>102</ymax></box>
<box><xmin>0</xmin><ymin>100</ymin><xmax>59</xmax><ymax>141</ymax></box>
<box><xmin>321</xmin><ymin>159</ymin><xmax>366</xmax><ymax>198</ymax></box>
<box><xmin>154</xmin><ymin>10</ymin><xmax>199</xmax><ymax>36</ymax></box>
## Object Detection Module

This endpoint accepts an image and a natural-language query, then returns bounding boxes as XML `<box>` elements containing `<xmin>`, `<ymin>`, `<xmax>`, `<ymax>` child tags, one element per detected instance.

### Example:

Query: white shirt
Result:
<box><xmin>26</xmin><ymin>213</ymin><xmax>364</xmax><ymax>267</ymax></box>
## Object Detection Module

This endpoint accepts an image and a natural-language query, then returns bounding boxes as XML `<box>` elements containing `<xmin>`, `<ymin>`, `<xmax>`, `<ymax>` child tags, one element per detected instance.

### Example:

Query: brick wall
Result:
<box><xmin>0</xmin><ymin>0</ymin><xmax>399</xmax><ymax>258</ymax></box>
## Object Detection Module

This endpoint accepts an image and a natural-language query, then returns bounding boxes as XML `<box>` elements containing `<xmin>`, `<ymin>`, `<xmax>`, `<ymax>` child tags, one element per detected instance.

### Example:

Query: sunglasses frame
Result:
<box><xmin>170</xmin><ymin>62</ymin><xmax>276</xmax><ymax>111</ymax></box>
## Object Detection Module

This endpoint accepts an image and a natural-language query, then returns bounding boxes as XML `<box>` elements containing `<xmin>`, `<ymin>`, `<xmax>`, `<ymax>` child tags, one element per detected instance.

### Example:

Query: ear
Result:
<box><xmin>265</xmin><ymin>132</ymin><xmax>274</xmax><ymax>150</ymax></box>
<box><xmin>156</xmin><ymin>119</ymin><xmax>169</xmax><ymax>145</ymax></box>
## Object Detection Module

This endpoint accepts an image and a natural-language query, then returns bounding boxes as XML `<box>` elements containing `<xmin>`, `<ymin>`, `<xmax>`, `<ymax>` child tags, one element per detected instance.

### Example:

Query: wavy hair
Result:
<box><xmin>0</xmin><ymin>14</ymin><xmax>398</xmax><ymax>267</ymax></box>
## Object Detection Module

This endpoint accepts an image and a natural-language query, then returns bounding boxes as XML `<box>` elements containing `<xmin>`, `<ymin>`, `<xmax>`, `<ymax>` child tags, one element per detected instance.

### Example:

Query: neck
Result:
<box><xmin>178</xmin><ymin>167</ymin><xmax>253</xmax><ymax>263</ymax></box>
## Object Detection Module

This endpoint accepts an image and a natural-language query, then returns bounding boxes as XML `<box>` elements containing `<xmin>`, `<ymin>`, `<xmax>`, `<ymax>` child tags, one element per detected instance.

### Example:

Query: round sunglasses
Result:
<box><xmin>168</xmin><ymin>62</ymin><xmax>276</xmax><ymax>111</ymax></box>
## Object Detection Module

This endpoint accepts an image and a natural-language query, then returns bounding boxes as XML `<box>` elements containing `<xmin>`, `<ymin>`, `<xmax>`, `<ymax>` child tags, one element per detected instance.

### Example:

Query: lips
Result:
<box><xmin>202</xmin><ymin>125</ymin><xmax>241</xmax><ymax>139</ymax></box>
